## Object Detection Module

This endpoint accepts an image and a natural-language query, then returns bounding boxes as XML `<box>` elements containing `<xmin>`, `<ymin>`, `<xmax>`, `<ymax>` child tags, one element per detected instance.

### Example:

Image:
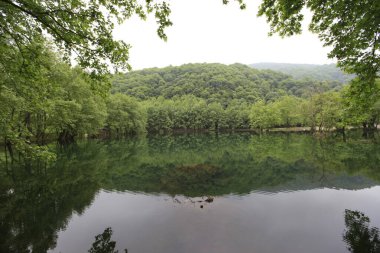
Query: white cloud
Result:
<box><xmin>113</xmin><ymin>0</ymin><xmax>334</xmax><ymax>70</ymax></box>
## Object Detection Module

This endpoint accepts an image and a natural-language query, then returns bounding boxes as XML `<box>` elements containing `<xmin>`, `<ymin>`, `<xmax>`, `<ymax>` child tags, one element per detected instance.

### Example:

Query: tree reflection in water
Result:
<box><xmin>88</xmin><ymin>227</ymin><xmax>127</xmax><ymax>253</ymax></box>
<box><xmin>1</xmin><ymin>133</ymin><xmax>380</xmax><ymax>252</ymax></box>
<box><xmin>343</xmin><ymin>210</ymin><xmax>380</xmax><ymax>253</ymax></box>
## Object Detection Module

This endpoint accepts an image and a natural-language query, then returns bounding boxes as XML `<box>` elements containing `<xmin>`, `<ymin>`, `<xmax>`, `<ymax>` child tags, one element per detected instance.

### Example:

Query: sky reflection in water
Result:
<box><xmin>1</xmin><ymin>132</ymin><xmax>379</xmax><ymax>253</ymax></box>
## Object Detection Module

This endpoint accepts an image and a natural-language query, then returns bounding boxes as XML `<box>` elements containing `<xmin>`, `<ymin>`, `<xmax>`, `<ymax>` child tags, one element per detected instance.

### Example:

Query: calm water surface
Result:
<box><xmin>1</xmin><ymin>133</ymin><xmax>380</xmax><ymax>253</ymax></box>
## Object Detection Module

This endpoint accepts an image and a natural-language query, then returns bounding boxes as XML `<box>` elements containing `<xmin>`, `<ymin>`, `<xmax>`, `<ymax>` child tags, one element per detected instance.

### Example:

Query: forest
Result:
<box><xmin>112</xmin><ymin>63</ymin><xmax>379</xmax><ymax>133</ymax></box>
<box><xmin>1</xmin><ymin>39</ymin><xmax>380</xmax><ymax>164</ymax></box>
<box><xmin>0</xmin><ymin>0</ymin><xmax>379</xmax><ymax>164</ymax></box>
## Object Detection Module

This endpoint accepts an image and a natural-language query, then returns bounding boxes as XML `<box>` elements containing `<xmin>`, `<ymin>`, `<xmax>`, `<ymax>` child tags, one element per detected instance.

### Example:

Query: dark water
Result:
<box><xmin>1</xmin><ymin>133</ymin><xmax>380</xmax><ymax>253</ymax></box>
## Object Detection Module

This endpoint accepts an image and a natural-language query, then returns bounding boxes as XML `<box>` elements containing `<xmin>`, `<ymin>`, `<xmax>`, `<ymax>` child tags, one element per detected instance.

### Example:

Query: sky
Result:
<box><xmin>114</xmin><ymin>0</ymin><xmax>334</xmax><ymax>70</ymax></box>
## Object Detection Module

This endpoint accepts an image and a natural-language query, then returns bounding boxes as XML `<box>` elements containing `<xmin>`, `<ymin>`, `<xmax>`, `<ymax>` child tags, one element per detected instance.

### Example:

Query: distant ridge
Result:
<box><xmin>250</xmin><ymin>63</ymin><xmax>355</xmax><ymax>83</ymax></box>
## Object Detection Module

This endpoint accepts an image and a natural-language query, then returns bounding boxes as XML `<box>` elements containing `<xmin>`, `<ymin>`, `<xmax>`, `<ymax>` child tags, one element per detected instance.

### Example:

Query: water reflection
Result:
<box><xmin>83</xmin><ymin>133</ymin><xmax>379</xmax><ymax>196</ymax></box>
<box><xmin>89</xmin><ymin>227</ymin><xmax>127</xmax><ymax>253</ymax></box>
<box><xmin>170</xmin><ymin>195</ymin><xmax>215</xmax><ymax>209</ymax></box>
<box><xmin>89</xmin><ymin>209</ymin><xmax>380</xmax><ymax>253</ymax></box>
<box><xmin>343</xmin><ymin>210</ymin><xmax>380</xmax><ymax>253</ymax></box>
<box><xmin>0</xmin><ymin>133</ymin><xmax>379</xmax><ymax>252</ymax></box>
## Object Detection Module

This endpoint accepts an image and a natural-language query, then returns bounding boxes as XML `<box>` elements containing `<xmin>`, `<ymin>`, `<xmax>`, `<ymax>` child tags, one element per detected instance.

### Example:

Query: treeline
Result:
<box><xmin>140</xmin><ymin>87</ymin><xmax>379</xmax><ymax>133</ymax></box>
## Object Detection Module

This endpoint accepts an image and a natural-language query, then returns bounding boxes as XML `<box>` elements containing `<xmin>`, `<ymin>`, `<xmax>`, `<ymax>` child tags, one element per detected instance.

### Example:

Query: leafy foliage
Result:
<box><xmin>342</xmin><ymin>79</ymin><xmax>380</xmax><ymax>130</ymax></box>
<box><xmin>0</xmin><ymin>0</ymin><xmax>173</xmax><ymax>77</ymax></box>
<box><xmin>257</xmin><ymin>0</ymin><xmax>380</xmax><ymax>81</ymax></box>
<box><xmin>106</xmin><ymin>94</ymin><xmax>147</xmax><ymax>136</ymax></box>
<box><xmin>112</xmin><ymin>63</ymin><xmax>345</xmax><ymax>103</ymax></box>
<box><xmin>111</xmin><ymin>64</ymin><xmax>380</xmax><ymax>132</ymax></box>
<box><xmin>343</xmin><ymin>210</ymin><xmax>380</xmax><ymax>253</ymax></box>
<box><xmin>89</xmin><ymin>227</ymin><xmax>127</xmax><ymax>253</ymax></box>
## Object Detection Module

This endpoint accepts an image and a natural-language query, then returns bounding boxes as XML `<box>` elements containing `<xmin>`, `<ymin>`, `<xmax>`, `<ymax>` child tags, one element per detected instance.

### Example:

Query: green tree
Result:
<box><xmin>249</xmin><ymin>101</ymin><xmax>280</xmax><ymax>130</ymax></box>
<box><xmin>0</xmin><ymin>38</ymin><xmax>108</xmax><ymax>161</ymax></box>
<box><xmin>0</xmin><ymin>38</ymin><xmax>59</xmax><ymax>162</ymax></box>
<box><xmin>258</xmin><ymin>0</ymin><xmax>380</xmax><ymax>82</ymax></box>
<box><xmin>301</xmin><ymin>92</ymin><xmax>343</xmax><ymax>131</ymax></box>
<box><xmin>272</xmin><ymin>96</ymin><xmax>303</xmax><ymax>127</ymax></box>
<box><xmin>89</xmin><ymin>228</ymin><xmax>127</xmax><ymax>253</ymax></box>
<box><xmin>343</xmin><ymin>79</ymin><xmax>380</xmax><ymax>135</ymax></box>
<box><xmin>106</xmin><ymin>94</ymin><xmax>146</xmax><ymax>136</ymax></box>
<box><xmin>143</xmin><ymin>97</ymin><xmax>173</xmax><ymax>132</ymax></box>
<box><xmin>0</xmin><ymin>0</ymin><xmax>173</xmax><ymax>78</ymax></box>
<box><xmin>224</xmin><ymin>101</ymin><xmax>250</xmax><ymax>129</ymax></box>
<box><xmin>343</xmin><ymin>210</ymin><xmax>380</xmax><ymax>253</ymax></box>
<box><xmin>207</xmin><ymin>102</ymin><xmax>226</xmax><ymax>130</ymax></box>
<box><xmin>47</xmin><ymin>66</ymin><xmax>107</xmax><ymax>144</ymax></box>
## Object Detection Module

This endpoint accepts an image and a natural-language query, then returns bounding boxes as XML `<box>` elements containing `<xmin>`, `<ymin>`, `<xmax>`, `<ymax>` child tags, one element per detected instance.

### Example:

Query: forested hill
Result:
<box><xmin>250</xmin><ymin>63</ymin><xmax>355</xmax><ymax>83</ymax></box>
<box><xmin>112</xmin><ymin>63</ymin><xmax>343</xmax><ymax>104</ymax></box>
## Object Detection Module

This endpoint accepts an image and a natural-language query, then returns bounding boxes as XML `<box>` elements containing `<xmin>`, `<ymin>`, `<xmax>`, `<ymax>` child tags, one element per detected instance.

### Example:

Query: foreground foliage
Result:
<box><xmin>258</xmin><ymin>0</ymin><xmax>380</xmax><ymax>83</ymax></box>
<box><xmin>0</xmin><ymin>0</ymin><xmax>173</xmax><ymax>78</ymax></box>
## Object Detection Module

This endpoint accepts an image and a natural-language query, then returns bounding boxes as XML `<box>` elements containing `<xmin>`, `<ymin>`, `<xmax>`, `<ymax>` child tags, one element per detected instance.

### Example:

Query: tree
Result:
<box><xmin>249</xmin><ymin>100</ymin><xmax>280</xmax><ymax>130</ymax></box>
<box><xmin>343</xmin><ymin>210</ymin><xmax>380</xmax><ymax>253</ymax></box>
<box><xmin>89</xmin><ymin>227</ymin><xmax>127</xmax><ymax>253</ymax></box>
<box><xmin>301</xmin><ymin>92</ymin><xmax>343</xmax><ymax>131</ymax></box>
<box><xmin>106</xmin><ymin>94</ymin><xmax>146</xmax><ymax>136</ymax></box>
<box><xmin>342</xmin><ymin>78</ymin><xmax>380</xmax><ymax>135</ymax></box>
<box><xmin>258</xmin><ymin>0</ymin><xmax>380</xmax><ymax>83</ymax></box>
<box><xmin>0</xmin><ymin>0</ymin><xmax>173</xmax><ymax>78</ymax></box>
<box><xmin>272</xmin><ymin>96</ymin><xmax>303</xmax><ymax>127</ymax></box>
<box><xmin>143</xmin><ymin>97</ymin><xmax>173</xmax><ymax>132</ymax></box>
<box><xmin>0</xmin><ymin>37</ymin><xmax>59</xmax><ymax>162</ymax></box>
<box><xmin>0</xmin><ymin>37</ymin><xmax>108</xmax><ymax>161</ymax></box>
<box><xmin>47</xmin><ymin>66</ymin><xmax>107</xmax><ymax>144</ymax></box>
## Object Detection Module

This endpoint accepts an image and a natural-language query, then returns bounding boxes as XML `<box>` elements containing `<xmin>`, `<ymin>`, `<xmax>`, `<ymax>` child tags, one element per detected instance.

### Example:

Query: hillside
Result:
<box><xmin>112</xmin><ymin>63</ymin><xmax>344</xmax><ymax>104</ymax></box>
<box><xmin>250</xmin><ymin>63</ymin><xmax>355</xmax><ymax>83</ymax></box>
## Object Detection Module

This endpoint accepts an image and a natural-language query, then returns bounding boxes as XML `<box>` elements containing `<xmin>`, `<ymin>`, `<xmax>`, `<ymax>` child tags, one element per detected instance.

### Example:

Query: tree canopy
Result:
<box><xmin>258</xmin><ymin>0</ymin><xmax>380</xmax><ymax>81</ymax></box>
<box><xmin>0</xmin><ymin>0</ymin><xmax>173</xmax><ymax>77</ymax></box>
<box><xmin>112</xmin><ymin>63</ymin><xmax>344</xmax><ymax>103</ymax></box>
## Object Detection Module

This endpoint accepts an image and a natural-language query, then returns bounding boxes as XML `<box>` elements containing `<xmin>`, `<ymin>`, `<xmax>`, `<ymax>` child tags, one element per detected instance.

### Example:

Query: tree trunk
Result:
<box><xmin>58</xmin><ymin>129</ymin><xmax>76</xmax><ymax>145</ymax></box>
<box><xmin>362</xmin><ymin>119</ymin><xmax>376</xmax><ymax>138</ymax></box>
<box><xmin>5</xmin><ymin>139</ymin><xmax>14</xmax><ymax>161</ymax></box>
<box><xmin>24</xmin><ymin>112</ymin><xmax>32</xmax><ymax>133</ymax></box>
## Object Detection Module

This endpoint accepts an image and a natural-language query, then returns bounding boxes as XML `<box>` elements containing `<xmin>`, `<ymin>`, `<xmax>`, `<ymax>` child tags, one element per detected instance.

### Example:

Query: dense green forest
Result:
<box><xmin>112</xmin><ymin>63</ymin><xmax>379</xmax><ymax>133</ymax></box>
<box><xmin>250</xmin><ymin>63</ymin><xmax>355</xmax><ymax>83</ymax></box>
<box><xmin>112</xmin><ymin>63</ymin><xmax>345</xmax><ymax>101</ymax></box>
<box><xmin>1</xmin><ymin>43</ymin><xmax>379</xmax><ymax>163</ymax></box>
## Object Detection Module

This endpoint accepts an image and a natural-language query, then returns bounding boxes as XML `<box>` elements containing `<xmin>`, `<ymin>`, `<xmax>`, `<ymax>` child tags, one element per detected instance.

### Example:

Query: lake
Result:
<box><xmin>1</xmin><ymin>132</ymin><xmax>380</xmax><ymax>253</ymax></box>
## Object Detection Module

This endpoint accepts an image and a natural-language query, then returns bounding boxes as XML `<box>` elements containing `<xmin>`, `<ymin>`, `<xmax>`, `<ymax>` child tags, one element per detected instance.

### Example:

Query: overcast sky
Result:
<box><xmin>114</xmin><ymin>0</ymin><xmax>334</xmax><ymax>70</ymax></box>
